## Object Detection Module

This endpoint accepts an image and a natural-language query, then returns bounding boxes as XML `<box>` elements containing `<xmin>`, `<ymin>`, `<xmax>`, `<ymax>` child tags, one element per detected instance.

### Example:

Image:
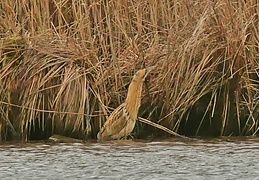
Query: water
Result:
<box><xmin>0</xmin><ymin>138</ymin><xmax>259</xmax><ymax>180</ymax></box>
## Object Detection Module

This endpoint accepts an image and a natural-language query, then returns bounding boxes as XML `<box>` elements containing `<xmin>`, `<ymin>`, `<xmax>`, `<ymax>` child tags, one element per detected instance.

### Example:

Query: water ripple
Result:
<box><xmin>0</xmin><ymin>138</ymin><xmax>259</xmax><ymax>179</ymax></box>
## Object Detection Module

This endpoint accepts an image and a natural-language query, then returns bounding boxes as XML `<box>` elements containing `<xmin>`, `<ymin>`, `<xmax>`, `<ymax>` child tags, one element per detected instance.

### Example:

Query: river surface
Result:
<box><xmin>0</xmin><ymin>137</ymin><xmax>259</xmax><ymax>180</ymax></box>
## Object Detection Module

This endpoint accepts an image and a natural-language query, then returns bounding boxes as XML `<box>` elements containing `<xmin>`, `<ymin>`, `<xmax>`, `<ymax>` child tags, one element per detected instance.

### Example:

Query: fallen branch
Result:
<box><xmin>138</xmin><ymin>117</ymin><xmax>192</xmax><ymax>140</ymax></box>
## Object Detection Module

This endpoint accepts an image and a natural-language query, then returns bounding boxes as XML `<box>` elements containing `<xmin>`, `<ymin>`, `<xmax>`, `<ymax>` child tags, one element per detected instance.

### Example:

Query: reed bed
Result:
<box><xmin>0</xmin><ymin>0</ymin><xmax>258</xmax><ymax>141</ymax></box>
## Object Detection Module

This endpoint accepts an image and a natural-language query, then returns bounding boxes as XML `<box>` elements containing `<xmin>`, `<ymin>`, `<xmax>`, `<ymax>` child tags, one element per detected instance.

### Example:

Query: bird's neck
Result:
<box><xmin>125</xmin><ymin>80</ymin><xmax>143</xmax><ymax>120</ymax></box>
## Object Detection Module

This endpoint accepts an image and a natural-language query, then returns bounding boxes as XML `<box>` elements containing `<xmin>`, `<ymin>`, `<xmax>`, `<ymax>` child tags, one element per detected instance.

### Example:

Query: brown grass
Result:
<box><xmin>0</xmin><ymin>0</ymin><xmax>258</xmax><ymax>141</ymax></box>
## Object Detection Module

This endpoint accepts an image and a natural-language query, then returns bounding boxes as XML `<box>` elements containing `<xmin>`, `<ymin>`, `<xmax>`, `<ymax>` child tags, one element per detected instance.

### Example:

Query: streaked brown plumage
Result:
<box><xmin>97</xmin><ymin>66</ymin><xmax>154</xmax><ymax>141</ymax></box>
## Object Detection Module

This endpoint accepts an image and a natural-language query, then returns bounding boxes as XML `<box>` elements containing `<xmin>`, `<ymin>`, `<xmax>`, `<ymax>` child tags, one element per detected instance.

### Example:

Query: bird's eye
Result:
<box><xmin>134</xmin><ymin>72</ymin><xmax>139</xmax><ymax>78</ymax></box>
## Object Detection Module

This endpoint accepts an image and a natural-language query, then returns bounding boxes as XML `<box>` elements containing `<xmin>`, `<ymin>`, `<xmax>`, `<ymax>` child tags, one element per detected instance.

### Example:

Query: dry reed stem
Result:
<box><xmin>0</xmin><ymin>0</ymin><xmax>258</xmax><ymax>141</ymax></box>
<box><xmin>138</xmin><ymin>117</ymin><xmax>191</xmax><ymax>140</ymax></box>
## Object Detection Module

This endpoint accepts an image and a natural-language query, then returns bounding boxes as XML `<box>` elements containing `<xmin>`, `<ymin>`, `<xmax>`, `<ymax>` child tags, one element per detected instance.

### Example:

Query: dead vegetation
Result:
<box><xmin>0</xmin><ymin>0</ymin><xmax>258</xmax><ymax>141</ymax></box>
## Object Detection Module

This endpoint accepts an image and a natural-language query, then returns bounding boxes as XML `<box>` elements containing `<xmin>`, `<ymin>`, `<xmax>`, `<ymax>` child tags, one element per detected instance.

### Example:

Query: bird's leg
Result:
<box><xmin>122</xmin><ymin>135</ymin><xmax>127</xmax><ymax>140</ymax></box>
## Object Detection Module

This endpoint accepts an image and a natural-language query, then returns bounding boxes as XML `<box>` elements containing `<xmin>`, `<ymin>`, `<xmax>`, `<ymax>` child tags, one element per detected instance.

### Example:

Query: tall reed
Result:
<box><xmin>0</xmin><ymin>0</ymin><xmax>258</xmax><ymax>141</ymax></box>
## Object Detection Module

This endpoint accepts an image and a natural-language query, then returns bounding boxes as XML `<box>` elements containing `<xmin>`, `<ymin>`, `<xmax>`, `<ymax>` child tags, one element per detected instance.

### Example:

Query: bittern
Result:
<box><xmin>97</xmin><ymin>66</ymin><xmax>155</xmax><ymax>141</ymax></box>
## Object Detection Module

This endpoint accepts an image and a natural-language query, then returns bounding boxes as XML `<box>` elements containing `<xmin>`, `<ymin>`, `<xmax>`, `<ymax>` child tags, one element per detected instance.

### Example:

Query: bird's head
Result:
<box><xmin>132</xmin><ymin>66</ymin><xmax>155</xmax><ymax>82</ymax></box>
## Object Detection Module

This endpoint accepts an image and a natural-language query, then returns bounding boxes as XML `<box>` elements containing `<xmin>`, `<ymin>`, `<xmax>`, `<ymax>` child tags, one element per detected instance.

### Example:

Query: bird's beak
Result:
<box><xmin>144</xmin><ymin>66</ymin><xmax>155</xmax><ymax>78</ymax></box>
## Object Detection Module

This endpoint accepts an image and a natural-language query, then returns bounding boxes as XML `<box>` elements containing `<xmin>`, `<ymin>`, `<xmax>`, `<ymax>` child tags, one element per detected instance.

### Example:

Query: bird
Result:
<box><xmin>97</xmin><ymin>66</ymin><xmax>155</xmax><ymax>141</ymax></box>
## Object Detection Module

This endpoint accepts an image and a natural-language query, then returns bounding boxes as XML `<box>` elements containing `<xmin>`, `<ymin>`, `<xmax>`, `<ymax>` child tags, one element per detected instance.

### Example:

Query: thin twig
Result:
<box><xmin>0</xmin><ymin>101</ymin><xmax>101</xmax><ymax>117</ymax></box>
<box><xmin>138</xmin><ymin>117</ymin><xmax>193</xmax><ymax>140</ymax></box>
